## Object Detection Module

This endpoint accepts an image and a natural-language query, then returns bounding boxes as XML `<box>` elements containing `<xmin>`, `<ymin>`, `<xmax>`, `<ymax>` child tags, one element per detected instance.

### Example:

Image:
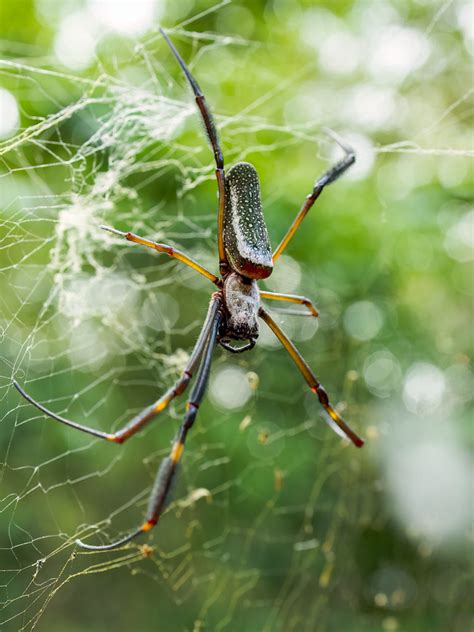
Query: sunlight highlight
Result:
<box><xmin>402</xmin><ymin>362</ymin><xmax>446</xmax><ymax>415</ymax></box>
<box><xmin>0</xmin><ymin>88</ymin><xmax>19</xmax><ymax>139</ymax></box>
<box><xmin>363</xmin><ymin>350</ymin><xmax>402</xmax><ymax>398</ymax></box>
<box><xmin>343</xmin><ymin>300</ymin><xmax>383</xmax><ymax>341</ymax></box>
<box><xmin>386</xmin><ymin>430</ymin><xmax>472</xmax><ymax>543</ymax></box>
<box><xmin>368</xmin><ymin>26</ymin><xmax>431</xmax><ymax>83</ymax></box>
<box><xmin>443</xmin><ymin>209</ymin><xmax>474</xmax><ymax>263</ymax></box>
<box><xmin>210</xmin><ymin>366</ymin><xmax>252</xmax><ymax>410</ymax></box>
<box><xmin>54</xmin><ymin>11</ymin><xmax>97</xmax><ymax>70</ymax></box>
<box><xmin>88</xmin><ymin>0</ymin><xmax>161</xmax><ymax>36</ymax></box>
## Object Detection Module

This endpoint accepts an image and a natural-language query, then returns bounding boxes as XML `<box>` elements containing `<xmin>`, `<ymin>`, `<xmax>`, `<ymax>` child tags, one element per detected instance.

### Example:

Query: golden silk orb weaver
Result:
<box><xmin>14</xmin><ymin>29</ymin><xmax>364</xmax><ymax>551</ymax></box>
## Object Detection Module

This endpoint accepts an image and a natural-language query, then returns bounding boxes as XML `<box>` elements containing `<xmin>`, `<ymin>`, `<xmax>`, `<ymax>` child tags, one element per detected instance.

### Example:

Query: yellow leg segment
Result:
<box><xmin>101</xmin><ymin>226</ymin><xmax>220</xmax><ymax>285</ymax></box>
<box><xmin>273</xmin><ymin>189</ymin><xmax>323</xmax><ymax>262</ymax></box>
<box><xmin>259</xmin><ymin>290</ymin><xmax>319</xmax><ymax>317</ymax></box>
<box><xmin>170</xmin><ymin>441</ymin><xmax>185</xmax><ymax>464</ymax></box>
<box><xmin>259</xmin><ymin>307</ymin><xmax>364</xmax><ymax>447</ymax></box>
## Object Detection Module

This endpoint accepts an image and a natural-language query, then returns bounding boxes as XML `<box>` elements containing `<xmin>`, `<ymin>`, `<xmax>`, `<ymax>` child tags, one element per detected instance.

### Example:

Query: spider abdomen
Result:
<box><xmin>224</xmin><ymin>162</ymin><xmax>273</xmax><ymax>280</ymax></box>
<box><xmin>223</xmin><ymin>272</ymin><xmax>259</xmax><ymax>341</ymax></box>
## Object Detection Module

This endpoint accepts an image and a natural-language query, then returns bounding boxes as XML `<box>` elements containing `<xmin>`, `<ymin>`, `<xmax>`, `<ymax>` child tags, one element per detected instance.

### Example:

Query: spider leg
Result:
<box><xmin>76</xmin><ymin>302</ymin><xmax>223</xmax><ymax>550</ymax></box>
<box><xmin>101</xmin><ymin>226</ymin><xmax>219</xmax><ymax>286</ymax></box>
<box><xmin>259</xmin><ymin>307</ymin><xmax>364</xmax><ymax>447</ymax></box>
<box><xmin>273</xmin><ymin>131</ymin><xmax>355</xmax><ymax>262</ymax></box>
<box><xmin>160</xmin><ymin>28</ymin><xmax>227</xmax><ymax>270</ymax></box>
<box><xmin>259</xmin><ymin>291</ymin><xmax>319</xmax><ymax>317</ymax></box>
<box><xmin>13</xmin><ymin>295</ymin><xmax>222</xmax><ymax>444</ymax></box>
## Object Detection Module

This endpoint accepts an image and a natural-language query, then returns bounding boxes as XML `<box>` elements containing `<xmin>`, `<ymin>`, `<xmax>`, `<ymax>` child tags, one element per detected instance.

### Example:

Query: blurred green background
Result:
<box><xmin>0</xmin><ymin>1</ymin><xmax>472</xmax><ymax>631</ymax></box>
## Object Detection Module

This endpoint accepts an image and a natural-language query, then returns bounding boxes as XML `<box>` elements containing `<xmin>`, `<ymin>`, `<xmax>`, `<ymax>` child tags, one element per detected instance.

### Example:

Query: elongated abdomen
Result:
<box><xmin>223</xmin><ymin>162</ymin><xmax>273</xmax><ymax>280</ymax></box>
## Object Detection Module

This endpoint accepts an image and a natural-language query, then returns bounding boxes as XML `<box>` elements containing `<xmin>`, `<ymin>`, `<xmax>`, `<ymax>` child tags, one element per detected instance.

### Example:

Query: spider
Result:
<box><xmin>13</xmin><ymin>29</ymin><xmax>364</xmax><ymax>551</ymax></box>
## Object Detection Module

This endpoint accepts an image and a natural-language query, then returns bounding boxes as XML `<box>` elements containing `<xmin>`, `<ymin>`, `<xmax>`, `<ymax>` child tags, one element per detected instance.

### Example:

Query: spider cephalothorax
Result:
<box><xmin>221</xmin><ymin>272</ymin><xmax>260</xmax><ymax>346</ymax></box>
<box><xmin>13</xmin><ymin>28</ymin><xmax>364</xmax><ymax>552</ymax></box>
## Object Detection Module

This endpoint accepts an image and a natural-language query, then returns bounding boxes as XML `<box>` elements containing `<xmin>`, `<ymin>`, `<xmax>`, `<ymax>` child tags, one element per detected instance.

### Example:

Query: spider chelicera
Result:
<box><xmin>14</xmin><ymin>29</ymin><xmax>364</xmax><ymax>551</ymax></box>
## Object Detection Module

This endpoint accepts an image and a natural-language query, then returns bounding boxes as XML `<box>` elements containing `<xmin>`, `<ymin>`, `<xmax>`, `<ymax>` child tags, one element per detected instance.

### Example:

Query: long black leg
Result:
<box><xmin>13</xmin><ymin>295</ymin><xmax>222</xmax><ymax>444</ymax></box>
<box><xmin>160</xmin><ymin>28</ymin><xmax>227</xmax><ymax>269</ymax></box>
<box><xmin>273</xmin><ymin>131</ymin><xmax>355</xmax><ymax>262</ymax></box>
<box><xmin>259</xmin><ymin>307</ymin><xmax>364</xmax><ymax>447</ymax></box>
<box><xmin>76</xmin><ymin>305</ymin><xmax>223</xmax><ymax>550</ymax></box>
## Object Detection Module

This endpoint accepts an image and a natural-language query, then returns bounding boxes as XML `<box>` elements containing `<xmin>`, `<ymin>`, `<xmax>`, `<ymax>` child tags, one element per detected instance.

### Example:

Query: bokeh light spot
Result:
<box><xmin>265</xmin><ymin>255</ymin><xmax>302</xmax><ymax>294</ymax></box>
<box><xmin>88</xmin><ymin>0</ymin><xmax>160</xmax><ymax>36</ymax></box>
<box><xmin>210</xmin><ymin>366</ymin><xmax>252</xmax><ymax>411</ymax></box>
<box><xmin>402</xmin><ymin>362</ymin><xmax>446</xmax><ymax>415</ymax></box>
<box><xmin>368</xmin><ymin>26</ymin><xmax>431</xmax><ymax>83</ymax></box>
<box><xmin>319</xmin><ymin>31</ymin><xmax>360</xmax><ymax>75</ymax></box>
<box><xmin>342</xmin><ymin>132</ymin><xmax>375</xmax><ymax>181</ymax></box>
<box><xmin>364</xmin><ymin>350</ymin><xmax>402</xmax><ymax>398</ymax></box>
<box><xmin>348</xmin><ymin>84</ymin><xmax>396</xmax><ymax>131</ymax></box>
<box><xmin>54</xmin><ymin>11</ymin><xmax>97</xmax><ymax>70</ymax></box>
<box><xmin>0</xmin><ymin>89</ymin><xmax>20</xmax><ymax>139</ymax></box>
<box><xmin>368</xmin><ymin>566</ymin><xmax>417</xmax><ymax>611</ymax></box>
<box><xmin>247</xmin><ymin>421</ymin><xmax>285</xmax><ymax>460</ymax></box>
<box><xmin>142</xmin><ymin>292</ymin><xmax>180</xmax><ymax>332</ymax></box>
<box><xmin>443</xmin><ymin>209</ymin><xmax>474</xmax><ymax>263</ymax></box>
<box><xmin>386</xmin><ymin>436</ymin><xmax>472</xmax><ymax>542</ymax></box>
<box><xmin>68</xmin><ymin>321</ymin><xmax>112</xmax><ymax>371</ymax></box>
<box><xmin>343</xmin><ymin>300</ymin><xmax>383</xmax><ymax>341</ymax></box>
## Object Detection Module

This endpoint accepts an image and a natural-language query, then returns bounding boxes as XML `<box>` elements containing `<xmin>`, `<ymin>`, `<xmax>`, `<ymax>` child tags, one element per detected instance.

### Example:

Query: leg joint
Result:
<box><xmin>183</xmin><ymin>403</ymin><xmax>199</xmax><ymax>430</ymax></box>
<box><xmin>109</xmin><ymin>433</ymin><xmax>125</xmax><ymax>444</ymax></box>
<box><xmin>312</xmin><ymin>384</ymin><xmax>329</xmax><ymax>407</ymax></box>
<box><xmin>173</xmin><ymin>373</ymin><xmax>192</xmax><ymax>397</ymax></box>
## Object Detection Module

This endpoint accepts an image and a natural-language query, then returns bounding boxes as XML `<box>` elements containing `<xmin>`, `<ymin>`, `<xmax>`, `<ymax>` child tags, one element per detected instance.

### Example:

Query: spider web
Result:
<box><xmin>1</xmin><ymin>1</ymin><xmax>473</xmax><ymax>631</ymax></box>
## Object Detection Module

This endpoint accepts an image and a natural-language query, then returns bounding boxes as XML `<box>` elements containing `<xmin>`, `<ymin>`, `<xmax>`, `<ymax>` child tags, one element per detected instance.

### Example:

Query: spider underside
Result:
<box><xmin>13</xmin><ymin>28</ymin><xmax>364</xmax><ymax>552</ymax></box>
